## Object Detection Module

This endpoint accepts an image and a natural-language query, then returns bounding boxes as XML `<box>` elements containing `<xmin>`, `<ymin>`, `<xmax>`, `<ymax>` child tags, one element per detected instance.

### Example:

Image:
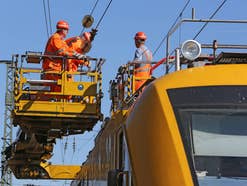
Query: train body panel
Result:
<box><xmin>125</xmin><ymin>81</ymin><xmax>193</xmax><ymax>186</ymax></box>
<box><xmin>72</xmin><ymin>63</ymin><xmax>247</xmax><ymax>186</ymax></box>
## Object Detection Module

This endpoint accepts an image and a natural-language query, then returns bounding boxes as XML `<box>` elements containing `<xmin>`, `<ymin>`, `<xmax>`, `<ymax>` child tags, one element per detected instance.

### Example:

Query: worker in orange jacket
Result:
<box><xmin>42</xmin><ymin>20</ymin><xmax>84</xmax><ymax>94</ymax></box>
<box><xmin>133</xmin><ymin>32</ymin><xmax>153</xmax><ymax>91</ymax></box>
<box><xmin>65</xmin><ymin>32</ymin><xmax>93</xmax><ymax>101</ymax></box>
<box><xmin>66</xmin><ymin>32</ymin><xmax>91</xmax><ymax>79</ymax></box>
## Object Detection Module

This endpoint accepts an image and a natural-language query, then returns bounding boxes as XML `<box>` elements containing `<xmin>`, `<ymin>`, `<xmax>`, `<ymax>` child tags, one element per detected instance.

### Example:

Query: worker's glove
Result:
<box><xmin>90</xmin><ymin>28</ymin><xmax>98</xmax><ymax>41</ymax></box>
<box><xmin>73</xmin><ymin>52</ymin><xmax>80</xmax><ymax>58</ymax></box>
<box><xmin>73</xmin><ymin>52</ymin><xmax>86</xmax><ymax>60</ymax></box>
<box><xmin>77</xmin><ymin>54</ymin><xmax>86</xmax><ymax>60</ymax></box>
<box><xmin>84</xmin><ymin>60</ymin><xmax>91</xmax><ymax>68</ymax></box>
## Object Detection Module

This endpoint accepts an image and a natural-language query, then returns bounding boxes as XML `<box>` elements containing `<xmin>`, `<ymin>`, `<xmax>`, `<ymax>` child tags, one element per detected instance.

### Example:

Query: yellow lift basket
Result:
<box><xmin>12</xmin><ymin>52</ymin><xmax>104</xmax><ymax>137</ymax></box>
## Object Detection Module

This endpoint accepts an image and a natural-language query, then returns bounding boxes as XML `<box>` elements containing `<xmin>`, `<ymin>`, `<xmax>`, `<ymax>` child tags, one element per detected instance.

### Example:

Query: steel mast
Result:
<box><xmin>1</xmin><ymin>57</ymin><xmax>16</xmax><ymax>186</ymax></box>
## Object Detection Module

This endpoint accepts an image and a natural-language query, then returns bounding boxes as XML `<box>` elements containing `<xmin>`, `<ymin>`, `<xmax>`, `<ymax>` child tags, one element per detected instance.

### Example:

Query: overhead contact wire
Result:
<box><xmin>43</xmin><ymin>0</ymin><xmax>50</xmax><ymax>39</ymax></box>
<box><xmin>153</xmin><ymin>0</ymin><xmax>191</xmax><ymax>56</ymax></box>
<box><xmin>80</xmin><ymin>0</ymin><xmax>100</xmax><ymax>34</ymax></box>
<box><xmin>193</xmin><ymin>0</ymin><xmax>228</xmax><ymax>40</ymax></box>
<box><xmin>90</xmin><ymin>0</ymin><xmax>100</xmax><ymax>16</ymax></box>
<box><xmin>168</xmin><ymin>0</ymin><xmax>227</xmax><ymax>72</ymax></box>
<box><xmin>95</xmin><ymin>0</ymin><xmax>113</xmax><ymax>29</ymax></box>
<box><xmin>47</xmin><ymin>0</ymin><xmax>53</xmax><ymax>35</ymax></box>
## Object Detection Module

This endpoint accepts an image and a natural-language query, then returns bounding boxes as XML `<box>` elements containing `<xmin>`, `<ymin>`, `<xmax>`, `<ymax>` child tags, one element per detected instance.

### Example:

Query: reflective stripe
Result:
<box><xmin>45</xmin><ymin>48</ymin><xmax>65</xmax><ymax>56</ymax></box>
<box><xmin>140</xmin><ymin>45</ymin><xmax>152</xmax><ymax>61</ymax></box>
<box><xmin>57</xmin><ymin>49</ymin><xmax>64</xmax><ymax>54</ymax></box>
<box><xmin>144</xmin><ymin>50</ymin><xmax>152</xmax><ymax>61</ymax></box>
<box><xmin>134</xmin><ymin>45</ymin><xmax>153</xmax><ymax>68</ymax></box>
<box><xmin>135</xmin><ymin>68</ymin><xmax>150</xmax><ymax>73</ymax></box>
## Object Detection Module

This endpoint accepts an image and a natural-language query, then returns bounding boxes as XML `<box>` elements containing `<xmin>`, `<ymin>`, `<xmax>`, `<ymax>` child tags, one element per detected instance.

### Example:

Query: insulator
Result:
<box><xmin>73</xmin><ymin>137</ymin><xmax>76</xmax><ymax>153</ymax></box>
<box><xmin>64</xmin><ymin>139</ymin><xmax>67</xmax><ymax>152</ymax></box>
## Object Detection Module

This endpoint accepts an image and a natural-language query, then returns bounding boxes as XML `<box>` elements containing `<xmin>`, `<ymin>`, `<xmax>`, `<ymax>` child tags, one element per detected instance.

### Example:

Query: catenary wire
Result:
<box><xmin>80</xmin><ymin>0</ymin><xmax>100</xmax><ymax>34</ymax></box>
<box><xmin>153</xmin><ymin>0</ymin><xmax>191</xmax><ymax>56</ymax></box>
<box><xmin>47</xmin><ymin>0</ymin><xmax>53</xmax><ymax>35</ymax></box>
<box><xmin>95</xmin><ymin>0</ymin><xmax>113</xmax><ymax>29</ymax></box>
<box><xmin>80</xmin><ymin>0</ymin><xmax>113</xmax><ymax>38</ymax></box>
<box><xmin>42</xmin><ymin>0</ymin><xmax>50</xmax><ymax>39</ymax></box>
<box><xmin>193</xmin><ymin>0</ymin><xmax>227</xmax><ymax>40</ymax></box>
<box><xmin>167</xmin><ymin>0</ymin><xmax>227</xmax><ymax>72</ymax></box>
<box><xmin>90</xmin><ymin>0</ymin><xmax>100</xmax><ymax>16</ymax></box>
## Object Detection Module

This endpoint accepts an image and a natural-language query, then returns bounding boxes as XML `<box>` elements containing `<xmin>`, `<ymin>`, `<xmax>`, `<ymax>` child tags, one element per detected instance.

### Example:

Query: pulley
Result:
<box><xmin>82</xmin><ymin>15</ymin><xmax>94</xmax><ymax>28</ymax></box>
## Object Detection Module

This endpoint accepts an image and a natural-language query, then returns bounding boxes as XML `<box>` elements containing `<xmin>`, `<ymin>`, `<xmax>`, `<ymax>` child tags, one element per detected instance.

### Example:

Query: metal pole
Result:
<box><xmin>166</xmin><ymin>37</ymin><xmax>170</xmax><ymax>74</ymax></box>
<box><xmin>168</xmin><ymin>19</ymin><xmax>247</xmax><ymax>42</ymax></box>
<box><xmin>175</xmin><ymin>49</ymin><xmax>180</xmax><ymax>71</ymax></box>
<box><xmin>1</xmin><ymin>59</ymin><xmax>15</xmax><ymax>186</ymax></box>
<box><xmin>192</xmin><ymin>8</ymin><xmax>195</xmax><ymax>20</ymax></box>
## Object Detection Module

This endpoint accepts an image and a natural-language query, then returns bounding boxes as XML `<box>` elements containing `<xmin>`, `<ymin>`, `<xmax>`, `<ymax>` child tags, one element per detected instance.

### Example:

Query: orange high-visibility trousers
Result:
<box><xmin>134</xmin><ymin>64</ymin><xmax>151</xmax><ymax>91</ymax></box>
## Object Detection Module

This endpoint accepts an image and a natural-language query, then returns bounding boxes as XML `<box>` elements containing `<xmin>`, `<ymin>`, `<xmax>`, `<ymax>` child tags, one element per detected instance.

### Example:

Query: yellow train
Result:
<box><xmin>4</xmin><ymin>17</ymin><xmax>247</xmax><ymax>186</ymax></box>
<box><xmin>71</xmin><ymin>43</ymin><xmax>247</xmax><ymax>185</ymax></box>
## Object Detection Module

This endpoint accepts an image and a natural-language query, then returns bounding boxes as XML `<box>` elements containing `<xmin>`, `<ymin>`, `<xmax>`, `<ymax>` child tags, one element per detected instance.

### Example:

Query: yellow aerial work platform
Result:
<box><xmin>12</xmin><ymin>53</ymin><xmax>104</xmax><ymax>137</ymax></box>
<box><xmin>4</xmin><ymin>127</ymin><xmax>85</xmax><ymax>180</ymax></box>
<box><xmin>8</xmin><ymin>160</ymin><xmax>85</xmax><ymax>180</ymax></box>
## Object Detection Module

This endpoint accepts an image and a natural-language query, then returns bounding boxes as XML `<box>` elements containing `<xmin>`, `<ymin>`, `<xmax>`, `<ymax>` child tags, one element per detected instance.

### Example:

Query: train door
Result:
<box><xmin>123</xmin><ymin>133</ymin><xmax>133</xmax><ymax>186</ymax></box>
<box><xmin>108</xmin><ymin>128</ymin><xmax>132</xmax><ymax>186</ymax></box>
<box><xmin>118</xmin><ymin>130</ymin><xmax>125</xmax><ymax>172</ymax></box>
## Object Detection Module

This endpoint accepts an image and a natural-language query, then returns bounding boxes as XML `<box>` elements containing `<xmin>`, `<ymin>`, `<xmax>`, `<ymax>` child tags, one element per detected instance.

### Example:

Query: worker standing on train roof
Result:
<box><xmin>133</xmin><ymin>31</ymin><xmax>153</xmax><ymax>91</ymax></box>
<box><xmin>42</xmin><ymin>20</ymin><xmax>84</xmax><ymax>93</ymax></box>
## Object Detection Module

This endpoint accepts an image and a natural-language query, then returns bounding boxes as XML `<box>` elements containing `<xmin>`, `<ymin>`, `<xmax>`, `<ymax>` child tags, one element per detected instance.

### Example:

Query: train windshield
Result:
<box><xmin>168</xmin><ymin>86</ymin><xmax>247</xmax><ymax>186</ymax></box>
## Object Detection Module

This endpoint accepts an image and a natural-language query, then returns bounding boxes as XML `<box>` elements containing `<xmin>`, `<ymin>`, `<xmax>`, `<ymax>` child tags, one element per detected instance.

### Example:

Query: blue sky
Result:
<box><xmin>1</xmin><ymin>0</ymin><xmax>247</xmax><ymax>185</ymax></box>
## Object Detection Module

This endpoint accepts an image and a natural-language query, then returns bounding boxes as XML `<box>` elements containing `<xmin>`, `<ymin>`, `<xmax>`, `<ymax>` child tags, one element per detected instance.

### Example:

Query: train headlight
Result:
<box><xmin>181</xmin><ymin>40</ymin><xmax>201</xmax><ymax>61</ymax></box>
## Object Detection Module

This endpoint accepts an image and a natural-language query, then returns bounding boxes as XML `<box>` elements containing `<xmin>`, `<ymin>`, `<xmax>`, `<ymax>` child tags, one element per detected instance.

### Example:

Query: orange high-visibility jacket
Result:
<box><xmin>66</xmin><ymin>37</ymin><xmax>83</xmax><ymax>53</ymax></box>
<box><xmin>134</xmin><ymin>45</ymin><xmax>152</xmax><ymax>77</ymax></box>
<box><xmin>66</xmin><ymin>37</ymin><xmax>89</xmax><ymax>72</ymax></box>
<box><xmin>133</xmin><ymin>45</ymin><xmax>153</xmax><ymax>91</ymax></box>
<box><xmin>43</xmin><ymin>33</ymin><xmax>75</xmax><ymax>72</ymax></box>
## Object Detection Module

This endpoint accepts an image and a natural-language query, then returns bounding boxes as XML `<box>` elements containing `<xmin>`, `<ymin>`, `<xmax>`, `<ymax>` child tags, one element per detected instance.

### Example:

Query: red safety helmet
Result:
<box><xmin>134</xmin><ymin>32</ymin><xmax>147</xmax><ymax>41</ymax></box>
<box><xmin>83</xmin><ymin>32</ymin><xmax>91</xmax><ymax>42</ymax></box>
<box><xmin>56</xmin><ymin>20</ymin><xmax>69</xmax><ymax>30</ymax></box>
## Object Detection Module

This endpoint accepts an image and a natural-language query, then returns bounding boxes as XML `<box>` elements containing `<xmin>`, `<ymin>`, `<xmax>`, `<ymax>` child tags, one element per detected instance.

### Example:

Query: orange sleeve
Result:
<box><xmin>52</xmin><ymin>34</ymin><xmax>75</xmax><ymax>56</ymax></box>
<box><xmin>65</xmin><ymin>37</ymin><xmax>80</xmax><ymax>48</ymax></box>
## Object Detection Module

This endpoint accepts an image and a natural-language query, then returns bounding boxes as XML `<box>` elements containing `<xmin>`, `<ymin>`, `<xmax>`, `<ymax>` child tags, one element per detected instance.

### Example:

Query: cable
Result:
<box><xmin>153</xmin><ymin>0</ymin><xmax>191</xmax><ymax>56</ymax></box>
<box><xmin>73</xmin><ymin>136</ymin><xmax>75</xmax><ymax>153</ymax></box>
<box><xmin>75</xmin><ymin>133</ymin><xmax>98</xmax><ymax>155</ymax></box>
<box><xmin>90</xmin><ymin>0</ymin><xmax>100</xmax><ymax>17</ymax></box>
<box><xmin>42</xmin><ymin>0</ymin><xmax>53</xmax><ymax>38</ymax></box>
<box><xmin>42</xmin><ymin>0</ymin><xmax>50</xmax><ymax>39</ymax></box>
<box><xmin>193</xmin><ymin>0</ymin><xmax>227</xmax><ymax>40</ymax></box>
<box><xmin>167</xmin><ymin>0</ymin><xmax>227</xmax><ymax>72</ymax></box>
<box><xmin>47</xmin><ymin>0</ymin><xmax>53</xmax><ymax>35</ymax></box>
<box><xmin>64</xmin><ymin>137</ymin><xmax>68</xmax><ymax>156</ymax></box>
<box><xmin>59</xmin><ymin>139</ymin><xmax>65</xmax><ymax>164</ymax></box>
<box><xmin>80</xmin><ymin>0</ymin><xmax>100</xmax><ymax>35</ymax></box>
<box><xmin>80</xmin><ymin>0</ymin><xmax>113</xmax><ymax>40</ymax></box>
<box><xmin>95</xmin><ymin>0</ymin><xmax>113</xmax><ymax>29</ymax></box>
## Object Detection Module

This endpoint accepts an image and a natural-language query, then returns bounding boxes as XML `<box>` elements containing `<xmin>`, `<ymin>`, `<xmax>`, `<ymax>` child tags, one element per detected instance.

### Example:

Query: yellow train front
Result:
<box><xmin>71</xmin><ymin>41</ymin><xmax>247</xmax><ymax>186</ymax></box>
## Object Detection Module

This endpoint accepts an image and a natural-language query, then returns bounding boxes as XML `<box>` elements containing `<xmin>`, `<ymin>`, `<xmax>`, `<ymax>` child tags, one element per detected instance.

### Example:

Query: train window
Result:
<box><xmin>168</xmin><ymin>86</ymin><xmax>247</xmax><ymax>186</ymax></box>
<box><xmin>117</xmin><ymin>131</ymin><xmax>125</xmax><ymax>170</ymax></box>
<box><xmin>115</xmin><ymin>129</ymin><xmax>133</xmax><ymax>186</ymax></box>
<box><xmin>191</xmin><ymin>112</ymin><xmax>247</xmax><ymax>157</ymax></box>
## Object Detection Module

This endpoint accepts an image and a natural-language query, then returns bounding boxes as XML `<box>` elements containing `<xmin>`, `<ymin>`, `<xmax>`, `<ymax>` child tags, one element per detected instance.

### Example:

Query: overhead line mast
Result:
<box><xmin>0</xmin><ymin>58</ymin><xmax>17</xmax><ymax>186</ymax></box>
